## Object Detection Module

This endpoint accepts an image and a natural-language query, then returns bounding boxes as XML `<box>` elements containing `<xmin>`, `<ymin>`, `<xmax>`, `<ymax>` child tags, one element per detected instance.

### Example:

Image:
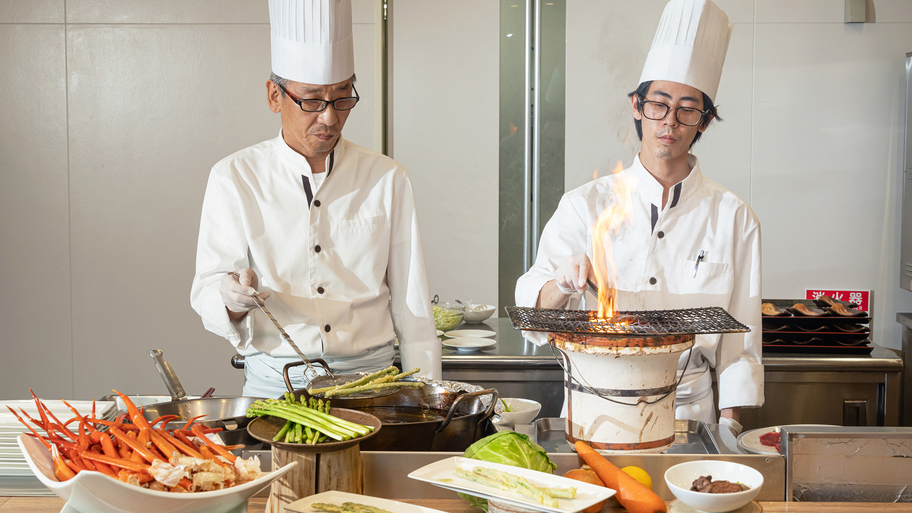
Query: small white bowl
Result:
<box><xmin>664</xmin><ymin>460</ymin><xmax>763</xmax><ymax>513</ymax></box>
<box><xmin>493</xmin><ymin>398</ymin><xmax>541</xmax><ymax>427</ymax></box>
<box><xmin>463</xmin><ymin>304</ymin><xmax>496</xmax><ymax>323</ymax></box>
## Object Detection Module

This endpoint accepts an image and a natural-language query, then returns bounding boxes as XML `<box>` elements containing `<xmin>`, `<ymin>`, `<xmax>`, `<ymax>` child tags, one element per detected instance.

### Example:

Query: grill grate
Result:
<box><xmin>506</xmin><ymin>306</ymin><xmax>749</xmax><ymax>336</ymax></box>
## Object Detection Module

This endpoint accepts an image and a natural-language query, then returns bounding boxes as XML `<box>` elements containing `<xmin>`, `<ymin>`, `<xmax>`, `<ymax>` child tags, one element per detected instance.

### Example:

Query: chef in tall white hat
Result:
<box><xmin>516</xmin><ymin>0</ymin><xmax>763</xmax><ymax>436</ymax></box>
<box><xmin>191</xmin><ymin>0</ymin><xmax>441</xmax><ymax>397</ymax></box>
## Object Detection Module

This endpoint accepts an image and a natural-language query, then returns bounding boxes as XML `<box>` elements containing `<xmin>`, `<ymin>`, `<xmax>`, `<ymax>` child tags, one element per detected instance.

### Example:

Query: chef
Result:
<box><xmin>190</xmin><ymin>0</ymin><xmax>441</xmax><ymax>398</ymax></box>
<box><xmin>515</xmin><ymin>0</ymin><xmax>762</xmax><ymax>437</ymax></box>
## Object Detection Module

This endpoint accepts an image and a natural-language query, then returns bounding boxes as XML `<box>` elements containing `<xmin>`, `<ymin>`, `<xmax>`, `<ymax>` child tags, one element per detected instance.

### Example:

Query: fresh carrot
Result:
<box><xmin>574</xmin><ymin>441</ymin><xmax>667</xmax><ymax>513</ymax></box>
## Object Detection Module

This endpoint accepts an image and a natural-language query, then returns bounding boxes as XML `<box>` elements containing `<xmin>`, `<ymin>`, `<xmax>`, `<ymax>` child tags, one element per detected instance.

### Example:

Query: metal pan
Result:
<box><xmin>287</xmin><ymin>382</ymin><xmax>498</xmax><ymax>452</ymax></box>
<box><xmin>140</xmin><ymin>397</ymin><xmax>265</xmax><ymax>447</ymax></box>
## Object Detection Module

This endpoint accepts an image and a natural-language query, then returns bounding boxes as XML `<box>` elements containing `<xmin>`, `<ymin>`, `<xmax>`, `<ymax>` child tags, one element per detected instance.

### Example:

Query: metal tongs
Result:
<box><xmin>228</xmin><ymin>272</ymin><xmax>335</xmax><ymax>384</ymax></box>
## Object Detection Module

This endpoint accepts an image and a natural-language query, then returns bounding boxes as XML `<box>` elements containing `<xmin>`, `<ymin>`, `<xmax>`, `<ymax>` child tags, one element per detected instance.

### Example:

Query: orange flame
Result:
<box><xmin>591</xmin><ymin>160</ymin><xmax>636</xmax><ymax>319</ymax></box>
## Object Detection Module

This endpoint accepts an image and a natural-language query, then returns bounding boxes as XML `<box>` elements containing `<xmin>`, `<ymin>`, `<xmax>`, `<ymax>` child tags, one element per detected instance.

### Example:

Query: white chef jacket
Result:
<box><xmin>190</xmin><ymin>131</ymin><xmax>442</xmax><ymax>385</ymax></box>
<box><xmin>515</xmin><ymin>154</ymin><xmax>763</xmax><ymax>411</ymax></box>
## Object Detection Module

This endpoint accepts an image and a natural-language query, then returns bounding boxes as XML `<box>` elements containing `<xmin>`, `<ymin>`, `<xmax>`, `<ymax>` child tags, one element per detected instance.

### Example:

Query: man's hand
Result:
<box><xmin>220</xmin><ymin>268</ymin><xmax>270</xmax><ymax>321</ymax></box>
<box><xmin>555</xmin><ymin>254</ymin><xmax>595</xmax><ymax>295</ymax></box>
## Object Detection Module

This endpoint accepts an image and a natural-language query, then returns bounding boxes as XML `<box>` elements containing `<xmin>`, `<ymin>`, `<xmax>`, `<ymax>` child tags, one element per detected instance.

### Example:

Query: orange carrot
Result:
<box><xmin>574</xmin><ymin>441</ymin><xmax>667</xmax><ymax>513</ymax></box>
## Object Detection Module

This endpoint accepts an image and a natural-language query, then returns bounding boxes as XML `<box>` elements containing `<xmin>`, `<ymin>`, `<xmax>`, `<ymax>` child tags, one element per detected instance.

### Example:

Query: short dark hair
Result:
<box><xmin>628</xmin><ymin>80</ymin><xmax>721</xmax><ymax>149</ymax></box>
<box><xmin>270</xmin><ymin>72</ymin><xmax>357</xmax><ymax>97</ymax></box>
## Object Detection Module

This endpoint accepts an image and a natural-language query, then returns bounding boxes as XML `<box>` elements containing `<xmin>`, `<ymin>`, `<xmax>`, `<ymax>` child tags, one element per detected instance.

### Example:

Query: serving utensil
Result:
<box><xmin>228</xmin><ymin>272</ymin><xmax>333</xmax><ymax>384</ymax></box>
<box><xmin>228</xmin><ymin>272</ymin><xmax>401</xmax><ymax>398</ymax></box>
<box><xmin>149</xmin><ymin>349</ymin><xmax>189</xmax><ymax>401</ymax></box>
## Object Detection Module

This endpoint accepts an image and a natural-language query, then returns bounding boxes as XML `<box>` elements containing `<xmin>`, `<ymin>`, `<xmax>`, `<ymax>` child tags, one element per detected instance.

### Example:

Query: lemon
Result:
<box><xmin>621</xmin><ymin>466</ymin><xmax>653</xmax><ymax>490</ymax></box>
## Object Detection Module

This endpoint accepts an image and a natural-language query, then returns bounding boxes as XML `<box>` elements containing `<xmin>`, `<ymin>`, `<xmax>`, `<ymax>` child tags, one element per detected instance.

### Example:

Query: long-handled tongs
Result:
<box><xmin>227</xmin><ymin>272</ymin><xmax>335</xmax><ymax>383</ymax></box>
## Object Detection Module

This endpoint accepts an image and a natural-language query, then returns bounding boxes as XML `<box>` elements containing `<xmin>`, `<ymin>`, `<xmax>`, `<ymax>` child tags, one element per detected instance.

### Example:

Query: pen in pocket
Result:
<box><xmin>693</xmin><ymin>250</ymin><xmax>705</xmax><ymax>278</ymax></box>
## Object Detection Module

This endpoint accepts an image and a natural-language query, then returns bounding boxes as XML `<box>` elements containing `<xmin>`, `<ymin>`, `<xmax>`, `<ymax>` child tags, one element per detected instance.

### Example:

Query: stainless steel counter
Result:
<box><xmin>398</xmin><ymin>318</ymin><xmax>903</xmax><ymax>427</ymax></box>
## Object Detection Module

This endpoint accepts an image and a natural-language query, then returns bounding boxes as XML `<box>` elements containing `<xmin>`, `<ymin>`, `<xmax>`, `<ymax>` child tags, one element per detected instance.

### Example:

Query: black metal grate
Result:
<box><xmin>505</xmin><ymin>306</ymin><xmax>750</xmax><ymax>336</ymax></box>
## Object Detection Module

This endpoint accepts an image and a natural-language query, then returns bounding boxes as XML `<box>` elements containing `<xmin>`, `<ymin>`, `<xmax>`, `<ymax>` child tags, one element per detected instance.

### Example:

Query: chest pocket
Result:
<box><xmin>331</xmin><ymin>215</ymin><xmax>391</xmax><ymax>265</ymax></box>
<box><xmin>669</xmin><ymin>259</ymin><xmax>733</xmax><ymax>297</ymax></box>
<box><xmin>338</xmin><ymin>215</ymin><xmax>385</xmax><ymax>233</ymax></box>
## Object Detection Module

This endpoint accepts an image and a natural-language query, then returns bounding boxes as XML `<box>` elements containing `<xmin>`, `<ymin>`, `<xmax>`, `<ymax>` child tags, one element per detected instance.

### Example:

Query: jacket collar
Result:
<box><xmin>275</xmin><ymin>128</ymin><xmax>345</xmax><ymax>177</ymax></box>
<box><xmin>627</xmin><ymin>153</ymin><xmax>704</xmax><ymax>210</ymax></box>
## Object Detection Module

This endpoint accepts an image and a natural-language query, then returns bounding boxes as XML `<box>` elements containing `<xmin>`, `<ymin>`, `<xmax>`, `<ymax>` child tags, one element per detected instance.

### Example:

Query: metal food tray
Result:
<box><xmin>521</xmin><ymin>418</ymin><xmax>722</xmax><ymax>454</ymax></box>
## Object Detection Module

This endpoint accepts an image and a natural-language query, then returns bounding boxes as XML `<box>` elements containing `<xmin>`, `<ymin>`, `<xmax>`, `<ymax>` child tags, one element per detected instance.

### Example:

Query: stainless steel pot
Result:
<box><xmin>139</xmin><ymin>397</ymin><xmax>265</xmax><ymax>448</ymax></box>
<box><xmin>287</xmin><ymin>380</ymin><xmax>498</xmax><ymax>452</ymax></box>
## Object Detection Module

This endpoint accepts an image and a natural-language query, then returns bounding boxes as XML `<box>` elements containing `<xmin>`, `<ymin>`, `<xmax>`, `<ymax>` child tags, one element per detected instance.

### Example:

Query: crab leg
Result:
<box><xmin>51</xmin><ymin>445</ymin><xmax>76</xmax><ymax>481</ymax></box>
<box><xmin>98</xmin><ymin>433</ymin><xmax>120</xmax><ymax>459</ymax></box>
<box><xmin>80</xmin><ymin>451</ymin><xmax>150</xmax><ymax>473</ymax></box>
<box><xmin>111</xmin><ymin>390</ymin><xmax>152</xmax><ymax>430</ymax></box>
<box><xmin>148</xmin><ymin>430</ymin><xmax>177</xmax><ymax>461</ymax></box>
<box><xmin>149</xmin><ymin>415</ymin><xmax>179</xmax><ymax>429</ymax></box>
<box><xmin>7</xmin><ymin>407</ymin><xmax>51</xmax><ymax>450</ymax></box>
<box><xmin>86</xmin><ymin>448</ymin><xmax>117</xmax><ymax>478</ymax></box>
<box><xmin>109</xmin><ymin>427</ymin><xmax>160</xmax><ymax>463</ymax></box>
<box><xmin>198</xmin><ymin>445</ymin><xmax>231</xmax><ymax>467</ymax></box>
<box><xmin>191</xmin><ymin>424</ymin><xmax>236</xmax><ymax>463</ymax></box>
<box><xmin>181</xmin><ymin>414</ymin><xmax>207</xmax><ymax>431</ymax></box>
<box><xmin>28</xmin><ymin>389</ymin><xmax>50</xmax><ymax>430</ymax></box>
<box><xmin>155</xmin><ymin>429</ymin><xmax>203</xmax><ymax>458</ymax></box>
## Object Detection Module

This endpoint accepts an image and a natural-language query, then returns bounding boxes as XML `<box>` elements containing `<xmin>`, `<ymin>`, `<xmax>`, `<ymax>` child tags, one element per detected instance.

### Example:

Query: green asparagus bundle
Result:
<box><xmin>246</xmin><ymin>393</ymin><xmax>374</xmax><ymax>444</ymax></box>
<box><xmin>453</xmin><ymin>466</ymin><xmax>576</xmax><ymax>507</ymax></box>
<box><xmin>308</xmin><ymin>366</ymin><xmax>425</xmax><ymax>397</ymax></box>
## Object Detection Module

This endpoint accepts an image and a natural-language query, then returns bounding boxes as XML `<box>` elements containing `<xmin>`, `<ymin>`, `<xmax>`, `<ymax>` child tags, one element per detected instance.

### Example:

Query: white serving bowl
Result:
<box><xmin>18</xmin><ymin>434</ymin><xmax>296</xmax><ymax>513</ymax></box>
<box><xmin>463</xmin><ymin>304</ymin><xmax>496</xmax><ymax>323</ymax></box>
<box><xmin>493</xmin><ymin>398</ymin><xmax>541</xmax><ymax>427</ymax></box>
<box><xmin>664</xmin><ymin>460</ymin><xmax>763</xmax><ymax>513</ymax></box>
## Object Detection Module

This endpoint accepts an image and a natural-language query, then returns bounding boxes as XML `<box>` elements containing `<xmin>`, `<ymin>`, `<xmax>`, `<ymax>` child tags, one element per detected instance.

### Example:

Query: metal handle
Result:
<box><xmin>150</xmin><ymin>349</ymin><xmax>189</xmax><ymax>401</ymax></box>
<box><xmin>436</xmin><ymin>388</ymin><xmax>499</xmax><ymax>434</ymax></box>
<box><xmin>231</xmin><ymin>355</ymin><xmax>245</xmax><ymax>369</ymax></box>
<box><xmin>282</xmin><ymin>360</ymin><xmax>334</xmax><ymax>394</ymax></box>
<box><xmin>843</xmin><ymin>399</ymin><xmax>868</xmax><ymax>426</ymax></box>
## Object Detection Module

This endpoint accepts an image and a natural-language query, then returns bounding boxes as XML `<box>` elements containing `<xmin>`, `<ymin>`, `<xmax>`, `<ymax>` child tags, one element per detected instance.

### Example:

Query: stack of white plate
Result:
<box><xmin>0</xmin><ymin>399</ymin><xmax>114</xmax><ymax>495</ymax></box>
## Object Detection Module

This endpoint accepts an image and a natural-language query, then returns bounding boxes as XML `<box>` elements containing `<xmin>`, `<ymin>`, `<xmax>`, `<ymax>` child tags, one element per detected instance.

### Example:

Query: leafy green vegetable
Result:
<box><xmin>458</xmin><ymin>431</ymin><xmax>556</xmax><ymax>511</ymax></box>
<box><xmin>500</xmin><ymin>399</ymin><xmax>511</xmax><ymax>413</ymax></box>
<box><xmin>432</xmin><ymin>305</ymin><xmax>463</xmax><ymax>331</ymax></box>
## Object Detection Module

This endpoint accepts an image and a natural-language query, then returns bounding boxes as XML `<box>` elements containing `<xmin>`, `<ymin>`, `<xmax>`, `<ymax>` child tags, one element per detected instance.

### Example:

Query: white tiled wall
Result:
<box><xmin>0</xmin><ymin>1</ymin><xmax>382</xmax><ymax>399</ymax></box>
<box><xmin>566</xmin><ymin>0</ymin><xmax>912</xmax><ymax>350</ymax></box>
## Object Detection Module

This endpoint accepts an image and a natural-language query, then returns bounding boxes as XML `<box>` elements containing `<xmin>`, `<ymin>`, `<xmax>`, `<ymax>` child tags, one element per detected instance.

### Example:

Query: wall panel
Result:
<box><xmin>0</xmin><ymin>24</ymin><xmax>71</xmax><ymax>399</ymax></box>
<box><xmin>390</xmin><ymin>0</ymin><xmax>500</xmax><ymax>307</ymax></box>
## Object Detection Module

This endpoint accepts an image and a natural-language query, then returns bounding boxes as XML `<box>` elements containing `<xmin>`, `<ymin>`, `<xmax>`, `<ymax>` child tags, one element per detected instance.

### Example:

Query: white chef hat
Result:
<box><xmin>269</xmin><ymin>0</ymin><xmax>354</xmax><ymax>85</ymax></box>
<box><xmin>638</xmin><ymin>0</ymin><xmax>732</xmax><ymax>102</ymax></box>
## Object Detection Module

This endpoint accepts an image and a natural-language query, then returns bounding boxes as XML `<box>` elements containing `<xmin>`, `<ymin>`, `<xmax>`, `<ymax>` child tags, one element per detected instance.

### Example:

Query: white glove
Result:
<box><xmin>719</xmin><ymin>416</ymin><xmax>743</xmax><ymax>437</ymax></box>
<box><xmin>220</xmin><ymin>268</ymin><xmax>270</xmax><ymax>315</ymax></box>
<box><xmin>554</xmin><ymin>254</ymin><xmax>594</xmax><ymax>296</ymax></box>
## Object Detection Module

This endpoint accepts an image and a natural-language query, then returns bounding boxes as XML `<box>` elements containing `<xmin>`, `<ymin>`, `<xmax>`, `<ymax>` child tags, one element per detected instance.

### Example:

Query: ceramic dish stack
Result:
<box><xmin>0</xmin><ymin>399</ymin><xmax>115</xmax><ymax>496</ymax></box>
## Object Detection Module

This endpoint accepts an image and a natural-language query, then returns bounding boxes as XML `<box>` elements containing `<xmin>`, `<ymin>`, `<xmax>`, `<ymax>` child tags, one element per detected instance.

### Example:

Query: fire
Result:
<box><xmin>591</xmin><ymin>160</ymin><xmax>636</xmax><ymax>319</ymax></box>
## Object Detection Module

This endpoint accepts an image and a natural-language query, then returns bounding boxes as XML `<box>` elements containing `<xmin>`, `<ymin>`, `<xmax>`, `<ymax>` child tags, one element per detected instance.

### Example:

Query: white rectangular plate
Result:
<box><xmin>408</xmin><ymin>457</ymin><xmax>616</xmax><ymax>513</ymax></box>
<box><xmin>286</xmin><ymin>490</ymin><xmax>447</xmax><ymax>513</ymax></box>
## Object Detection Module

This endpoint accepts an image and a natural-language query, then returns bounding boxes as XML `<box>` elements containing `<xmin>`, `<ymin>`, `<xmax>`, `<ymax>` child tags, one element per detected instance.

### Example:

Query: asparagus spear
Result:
<box><xmin>324</xmin><ymin>381</ymin><xmax>424</xmax><ymax>398</ymax></box>
<box><xmin>308</xmin><ymin>367</ymin><xmax>398</xmax><ymax>395</ymax></box>
<box><xmin>273</xmin><ymin>420</ymin><xmax>293</xmax><ymax>442</ymax></box>
<box><xmin>248</xmin><ymin>398</ymin><xmax>373</xmax><ymax>443</ymax></box>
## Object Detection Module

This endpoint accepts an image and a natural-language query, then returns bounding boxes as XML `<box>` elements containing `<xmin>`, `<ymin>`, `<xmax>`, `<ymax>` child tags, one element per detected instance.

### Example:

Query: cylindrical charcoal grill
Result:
<box><xmin>506</xmin><ymin>306</ymin><xmax>749</xmax><ymax>453</ymax></box>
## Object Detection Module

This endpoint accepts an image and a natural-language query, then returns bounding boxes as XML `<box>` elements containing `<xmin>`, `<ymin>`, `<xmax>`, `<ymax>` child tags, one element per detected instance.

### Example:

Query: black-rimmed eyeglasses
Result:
<box><xmin>277</xmin><ymin>82</ymin><xmax>360</xmax><ymax>113</ymax></box>
<box><xmin>639</xmin><ymin>99</ymin><xmax>708</xmax><ymax>127</ymax></box>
